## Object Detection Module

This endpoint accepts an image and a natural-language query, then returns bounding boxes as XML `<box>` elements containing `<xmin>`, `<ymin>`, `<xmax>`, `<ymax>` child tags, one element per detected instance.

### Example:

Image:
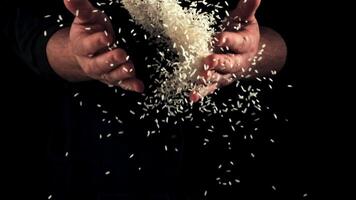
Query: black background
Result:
<box><xmin>0</xmin><ymin>0</ymin><xmax>330</xmax><ymax>199</ymax></box>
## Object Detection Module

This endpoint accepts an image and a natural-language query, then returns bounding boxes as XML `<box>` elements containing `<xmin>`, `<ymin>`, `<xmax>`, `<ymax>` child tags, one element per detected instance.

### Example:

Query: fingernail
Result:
<box><xmin>133</xmin><ymin>80</ymin><xmax>145</xmax><ymax>93</ymax></box>
<box><xmin>134</xmin><ymin>85</ymin><xmax>145</xmax><ymax>93</ymax></box>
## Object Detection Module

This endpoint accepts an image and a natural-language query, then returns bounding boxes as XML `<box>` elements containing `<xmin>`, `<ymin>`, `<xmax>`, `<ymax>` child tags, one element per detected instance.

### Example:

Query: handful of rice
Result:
<box><xmin>122</xmin><ymin>0</ymin><xmax>217</xmax><ymax>100</ymax></box>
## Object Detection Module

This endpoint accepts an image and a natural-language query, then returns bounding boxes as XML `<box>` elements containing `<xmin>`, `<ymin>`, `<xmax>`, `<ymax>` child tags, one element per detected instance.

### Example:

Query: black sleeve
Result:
<box><xmin>1</xmin><ymin>4</ymin><xmax>72</xmax><ymax>81</ymax></box>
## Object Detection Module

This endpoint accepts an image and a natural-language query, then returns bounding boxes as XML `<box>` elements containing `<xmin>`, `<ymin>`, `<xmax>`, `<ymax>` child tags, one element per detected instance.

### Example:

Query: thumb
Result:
<box><xmin>232</xmin><ymin>0</ymin><xmax>261</xmax><ymax>21</ymax></box>
<box><xmin>63</xmin><ymin>0</ymin><xmax>95</xmax><ymax>23</ymax></box>
<box><xmin>189</xmin><ymin>83</ymin><xmax>218</xmax><ymax>103</ymax></box>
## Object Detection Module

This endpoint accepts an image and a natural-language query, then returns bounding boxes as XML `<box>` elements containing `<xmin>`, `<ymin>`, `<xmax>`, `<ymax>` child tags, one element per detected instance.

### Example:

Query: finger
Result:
<box><xmin>197</xmin><ymin>70</ymin><xmax>235</xmax><ymax>88</ymax></box>
<box><xmin>79</xmin><ymin>23</ymin><xmax>108</xmax><ymax>34</ymax></box>
<box><xmin>203</xmin><ymin>54</ymin><xmax>244</xmax><ymax>74</ymax></box>
<box><xmin>102</xmin><ymin>62</ymin><xmax>136</xmax><ymax>83</ymax></box>
<box><xmin>215</xmin><ymin>31</ymin><xmax>253</xmax><ymax>53</ymax></box>
<box><xmin>218</xmin><ymin>73</ymin><xmax>236</xmax><ymax>87</ymax></box>
<box><xmin>232</xmin><ymin>0</ymin><xmax>261</xmax><ymax>21</ymax></box>
<box><xmin>195</xmin><ymin>69</ymin><xmax>214</xmax><ymax>85</ymax></box>
<box><xmin>118</xmin><ymin>78</ymin><xmax>145</xmax><ymax>93</ymax></box>
<box><xmin>190</xmin><ymin>72</ymin><xmax>235</xmax><ymax>103</ymax></box>
<box><xmin>64</xmin><ymin>0</ymin><xmax>95</xmax><ymax>23</ymax></box>
<box><xmin>208</xmin><ymin>72</ymin><xmax>235</xmax><ymax>88</ymax></box>
<box><xmin>189</xmin><ymin>83</ymin><xmax>218</xmax><ymax>103</ymax></box>
<box><xmin>74</xmin><ymin>31</ymin><xmax>114</xmax><ymax>56</ymax></box>
<box><xmin>86</xmin><ymin>48</ymin><xmax>128</xmax><ymax>75</ymax></box>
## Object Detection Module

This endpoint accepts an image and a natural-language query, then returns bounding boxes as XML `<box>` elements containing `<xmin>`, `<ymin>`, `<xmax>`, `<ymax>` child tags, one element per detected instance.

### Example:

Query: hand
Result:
<box><xmin>64</xmin><ymin>0</ymin><xmax>144</xmax><ymax>92</ymax></box>
<box><xmin>190</xmin><ymin>0</ymin><xmax>261</xmax><ymax>102</ymax></box>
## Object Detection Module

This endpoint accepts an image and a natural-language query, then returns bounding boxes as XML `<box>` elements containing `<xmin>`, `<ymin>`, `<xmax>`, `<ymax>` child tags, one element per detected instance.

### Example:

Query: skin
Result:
<box><xmin>47</xmin><ymin>0</ymin><xmax>286</xmax><ymax>100</ymax></box>
<box><xmin>190</xmin><ymin>0</ymin><xmax>287</xmax><ymax>102</ymax></box>
<box><xmin>47</xmin><ymin>0</ymin><xmax>144</xmax><ymax>92</ymax></box>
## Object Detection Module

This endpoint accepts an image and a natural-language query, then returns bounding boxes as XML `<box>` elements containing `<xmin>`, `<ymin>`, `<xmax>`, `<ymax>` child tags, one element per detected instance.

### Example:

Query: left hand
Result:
<box><xmin>190</xmin><ymin>0</ymin><xmax>261</xmax><ymax>102</ymax></box>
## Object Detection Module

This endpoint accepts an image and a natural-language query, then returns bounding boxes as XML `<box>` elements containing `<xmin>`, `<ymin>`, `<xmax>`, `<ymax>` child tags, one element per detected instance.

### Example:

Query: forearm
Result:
<box><xmin>253</xmin><ymin>26</ymin><xmax>287</xmax><ymax>76</ymax></box>
<box><xmin>46</xmin><ymin>27</ymin><xmax>90</xmax><ymax>82</ymax></box>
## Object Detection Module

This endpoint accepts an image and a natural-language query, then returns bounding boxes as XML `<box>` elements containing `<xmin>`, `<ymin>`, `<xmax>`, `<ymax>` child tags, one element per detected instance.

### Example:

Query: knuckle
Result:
<box><xmin>97</xmin><ymin>33</ymin><xmax>110</xmax><ymax>46</ymax></box>
<box><xmin>112</xmin><ymin>49</ymin><xmax>127</xmax><ymax>63</ymax></box>
<box><xmin>71</xmin><ymin>42</ymin><xmax>84</xmax><ymax>55</ymax></box>
<box><xmin>242</xmin><ymin>35</ymin><xmax>250</xmax><ymax>46</ymax></box>
<box><xmin>83</xmin><ymin>62</ymin><xmax>97</xmax><ymax>77</ymax></box>
<box><xmin>82</xmin><ymin>65</ymin><xmax>93</xmax><ymax>76</ymax></box>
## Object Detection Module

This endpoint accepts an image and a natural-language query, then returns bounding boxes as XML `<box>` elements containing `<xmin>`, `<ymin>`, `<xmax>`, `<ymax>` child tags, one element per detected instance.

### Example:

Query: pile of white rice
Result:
<box><xmin>122</xmin><ymin>0</ymin><xmax>217</xmax><ymax>103</ymax></box>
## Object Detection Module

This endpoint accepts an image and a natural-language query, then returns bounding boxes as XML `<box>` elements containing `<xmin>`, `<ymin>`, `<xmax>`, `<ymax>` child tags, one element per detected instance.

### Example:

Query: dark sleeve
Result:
<box><xmin>1</xmin><ymin>4</ymin><xmax>72</xmax><ymax>81</ymax></box>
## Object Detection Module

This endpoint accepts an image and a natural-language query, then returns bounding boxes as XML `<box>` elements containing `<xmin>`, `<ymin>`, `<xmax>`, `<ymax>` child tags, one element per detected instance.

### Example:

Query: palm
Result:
<box><xmin>63</xmin><ymin>0</ymin><xmax>144</xmax><ymax>93</ymax></box>
<box><xmin>190</xmin><ymin>0</ymin><xmax>261</xmax><ymax>102</ymax></box>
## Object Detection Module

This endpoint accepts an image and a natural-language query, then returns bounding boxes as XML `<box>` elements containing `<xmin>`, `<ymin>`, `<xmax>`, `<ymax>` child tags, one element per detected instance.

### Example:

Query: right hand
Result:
<box><xmin>64</xmin><ymin>0</ymin><xmax>144</xmax><ymax>93</ymax></box>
